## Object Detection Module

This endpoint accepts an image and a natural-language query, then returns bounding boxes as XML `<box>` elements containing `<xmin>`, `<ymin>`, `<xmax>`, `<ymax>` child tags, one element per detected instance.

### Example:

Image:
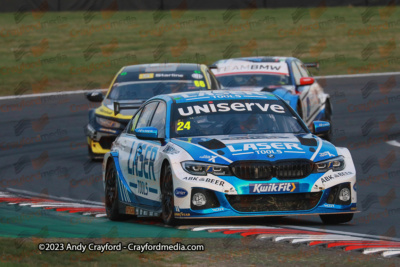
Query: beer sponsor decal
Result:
<box><xmin>320</xmin><ymin>171</ymin><xmax>354</xmax><ymax>183</ymax></box>
<box><xmin>182</xmin><ymin>176</ymin><xmax>225</xmax><ymax>186</ymax></box>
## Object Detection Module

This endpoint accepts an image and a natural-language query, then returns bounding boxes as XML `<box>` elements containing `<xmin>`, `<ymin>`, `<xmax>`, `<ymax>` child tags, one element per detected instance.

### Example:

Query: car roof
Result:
<box><xmin>150</xmin><ymin>90</ymin><xmax>280</xmax><ymax>104</ymax></box>
<box><xmin>123</xmin><ymin>63</ymin><xmax>203</xmax><ymax>73</ymax></box>
<box><xmin>211</xmin><ymin>57</ymin><xmax>291</xmax><ymax>76</ymax></box>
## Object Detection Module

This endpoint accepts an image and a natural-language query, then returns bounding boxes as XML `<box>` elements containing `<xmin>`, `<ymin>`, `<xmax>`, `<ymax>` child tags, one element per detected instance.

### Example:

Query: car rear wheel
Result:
<box><xmin>320</xmin><ymin>213</ymin><xmax>353</xmax><ymax>224</ymax></box>
<box><xmin>105</xmin><ymin>161</ymin><xmax>126</xmax><ymax>221</ymax></box>
<box><xmin>161</xmin><ymin>164</ymin><xmax>177</xmax><ymax>226</ymax></box>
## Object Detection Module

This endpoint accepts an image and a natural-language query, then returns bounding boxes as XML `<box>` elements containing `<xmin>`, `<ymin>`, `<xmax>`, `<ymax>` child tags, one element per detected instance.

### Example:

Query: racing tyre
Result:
<box><xmin>320</xmin><ymin>213</ymin><xmax>353</xmax><ymax>224</ymax></box>
<box><xmin>322</xmin><ymin>102</ymin><xmax>333</xmax><ymax>142</ymax></box>
<box><xmin>105</xmin><ymin>161</ymin><xmax>126</xmax><ymax>221</ymax></box>
<box><xmin>161</xmin><ymin>164</ymin><xmax>177</xmax><ymax>226</ymax></box>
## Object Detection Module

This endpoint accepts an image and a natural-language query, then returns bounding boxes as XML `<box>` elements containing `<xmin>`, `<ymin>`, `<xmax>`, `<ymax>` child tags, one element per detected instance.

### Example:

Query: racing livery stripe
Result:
<box><xmin>310</xmin><ymin>138</ymin><xmax>323</xmax><ymax>161</ymax></box>
<box><xmin>304</xmin><ymin>105</ymin><xmax>325</xmax><ymax>126</ymax></box>
<box><xmin>171</xmin><ymin>139</ymin><xmax>233</xmax><ymax>164</ymax></box>
<box><xmin>148</xmin><ymin>187</ymin><xmax>158</xmax><ymax>194</ymax></box>
<box><xmin>113</xmin><ymin>156</ymin><xmax>134</xmax><ymax>195</ymax></box>
<box><xmin>232</xmin><ymin>152</ymin><xmax>253</xmax><ymax>155</ymax></box>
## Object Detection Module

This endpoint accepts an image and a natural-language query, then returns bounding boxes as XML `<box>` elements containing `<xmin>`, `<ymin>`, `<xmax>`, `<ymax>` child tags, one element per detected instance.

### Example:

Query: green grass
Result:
<box><xmin>0</xmin><ymin>7</ymin><xmax>399</xmax><ymax>96</ymax></box>
<box><xmin>1</xmin><ymin>237</ymin><xmax>399</xmax><ymax>266</ymax></box>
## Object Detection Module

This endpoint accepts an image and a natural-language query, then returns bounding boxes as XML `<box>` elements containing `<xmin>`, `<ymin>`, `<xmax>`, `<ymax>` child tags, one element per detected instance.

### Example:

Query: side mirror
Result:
<box><xmin>299</xmin><ymin>77</ymin><xmax>314</xmax><ymax>86</ymax></box>
<box><xmin>86</xmin><ymin>91</ymin><xmax>104</xmax><ymax>102</ymax></box>
<box><xmin>313</xmin><ymin>121</ymin><xmax>330</xmax><ymax>135</ymax></box>
<box><xmin>135</xmin><ymin>127</ymin><xmax>160</xmax><ymax>140</ymax></box>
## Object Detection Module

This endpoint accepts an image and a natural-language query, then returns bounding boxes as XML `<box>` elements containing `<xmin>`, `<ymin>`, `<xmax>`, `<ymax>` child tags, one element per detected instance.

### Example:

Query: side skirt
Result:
<box><xmin>118</xmin><ymin>200</ymin><xmax>162</xmax><ymax>218</ymax></box>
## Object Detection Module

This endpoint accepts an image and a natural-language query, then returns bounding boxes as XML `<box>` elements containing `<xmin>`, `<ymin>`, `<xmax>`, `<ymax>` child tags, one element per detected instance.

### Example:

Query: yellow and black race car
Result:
<box><xmin>85</xmin><ymin>63</ymin><xmax>221</xmax><ymax>160</ymax></box>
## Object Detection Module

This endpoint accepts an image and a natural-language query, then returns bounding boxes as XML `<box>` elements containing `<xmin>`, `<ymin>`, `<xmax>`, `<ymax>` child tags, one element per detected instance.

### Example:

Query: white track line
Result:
<box><xmin>279</xmin><ymin>225</ymin><xmax>400</xmax><ymax>242</ymax></box>
<box><xmin>34</xmin><ymin>204</ymin><xmax>101</xmax><ymax>208</ymax></box>
<box><xmin>16</xmin><ymin>202</ymin><xmax>103</xmax><ymax>209</ymax></box>
<box><xmin>0</xmin><ymin>71</ymin><xmax>399</xmax><ymax>101</ymax></box>
<box><xmin>382</xmin><ymin>250</ymin><xmax>400</xmax><ymax>257</ymax></box>
<box><xmin>291</xmin><ymin>237</ymin><xmax>373</xmax><ymax>244</ymax></box>
<box><xmin>6</xmin><ymin>188</ymin><xmax>103</xmax><ymax>206</ymax></box>
<box><xmin>0</xmin><ymin>89</ymin><xmax>107</xmax><ymax>100</ymax></box>
<box><xmin>314</xmin><ymin>71</ymin><xmax>400</xmax><ymax>79</ymax></box>
<box><xmin>2</xmin><ymin>190</ymin><xmax>105</xmax><ymax>211</ymax></box>
<box><xmin>363</xmin><ymin>248</ymin><xmax>400</xmax><ymax>255</ymax></box>
<box><xmin>190</xmin><ymin>226</ymin><xmax>277</xmax><ymax>231</ymax></box>
<box><xmin>82</xmin><ymin>212</ymin><xmax>105</xmax><ymax>216</ymax></box>
<box><xmin>273</xmin><ymin>234</ymin><xmax>369</xmax><ymax>242</ymax></box>
<box><xmin>18</xmin><ymin>202</ymin><xmax>59</xmax><ymax>206</ymax></box>
<box><xmin>387</xmin><ymin>140</ymin><xmax>400</xmax><ymax>148</ymax></box>
<box><xmin>177</xmin><ymin>225</ymin><xmax>209</xmax><ymax>230</ymax></box>
<box><xmin>0</xmin><ymin>192</ymin><xmax>14</xmax><ymax>197</ymax></box>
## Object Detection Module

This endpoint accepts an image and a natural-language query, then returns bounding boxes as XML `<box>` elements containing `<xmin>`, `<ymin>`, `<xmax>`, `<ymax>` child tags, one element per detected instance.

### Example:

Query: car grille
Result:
<box><xmin>230</xmin><ymin>160</ymin><xmax>313</xmax><ymax>180</ymax></box>
<box><xmin>226</xmin><ymin>192</ymin><xmax>322</xmax><ymax>212</ymax></box>
<box><xmin>99</xmin><ymin>136</ymin><xmax>115</xmax><ymax>149</ymax></box>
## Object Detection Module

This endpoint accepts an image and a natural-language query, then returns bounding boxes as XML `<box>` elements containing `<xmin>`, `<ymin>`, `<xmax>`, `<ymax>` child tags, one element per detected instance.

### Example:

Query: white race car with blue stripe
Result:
<box><xmin>210</xmin><ymin>57</ymin><xmax>333</xmax><ymax>141</ymax></box>
<box><xmin>103</xmin><ymin>90</ymin><xmax>357</xmax><ymax>225</ymax></box>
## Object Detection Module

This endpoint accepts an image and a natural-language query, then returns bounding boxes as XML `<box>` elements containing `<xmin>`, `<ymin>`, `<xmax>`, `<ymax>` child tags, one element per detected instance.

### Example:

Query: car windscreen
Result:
<box><xmin>107</xmin><ymin>81</ymin><xmax>208</xmax><ymax>101</ymax></box>
<box><xmin>171</xmin><ymin>99</ymin><xmax>306</xmax><ymax>138</ymax></box>
<box><xmin>116</xmin><ymin>70</ymin><xmax>208</xmax><ymax>85</ymax></box>
<box><xmin>216</xmin><ymin>74</ymin><xmax>292</xmax><ymax>87</ymax></box>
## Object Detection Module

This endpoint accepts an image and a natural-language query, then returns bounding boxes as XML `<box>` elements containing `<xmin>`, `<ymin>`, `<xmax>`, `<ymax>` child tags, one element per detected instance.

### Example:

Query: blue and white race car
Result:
<box><xmin>103</xmin><ymin>90</ymin><xmax>357</xmax><ymax>225</ymax></box>
<box><xmin>210</xmin><ymin>57</ymin><xmax>332</xmax><ymax>140</ymax></box>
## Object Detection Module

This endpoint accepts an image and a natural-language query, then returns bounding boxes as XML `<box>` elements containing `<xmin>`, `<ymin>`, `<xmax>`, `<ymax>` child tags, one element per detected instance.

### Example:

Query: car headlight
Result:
<box><xmin>314</xmin><ymin>156</ymin><xmax>345</xmax><ymax>173</ymax></box>
<box><xmin>181</xmin><ymin>161</ymin><xmax>231</xmax><ymax>176</ymax></box>
<box><xmin>96</xmin><ymin>117</ymin><xmax>121</xmax><ymax>129</ymax></box>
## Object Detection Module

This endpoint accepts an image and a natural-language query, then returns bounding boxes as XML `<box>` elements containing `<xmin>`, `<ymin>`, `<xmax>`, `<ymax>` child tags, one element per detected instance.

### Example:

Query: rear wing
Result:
<box><xmin>304</xmin><ymin>62</ymin><xmax>319</xmax><ymax>70</ymax></box>
<box><xmin>113</xmin><ymin>101</ymin><xmax>145</xmax><ymax>116</ymax></box>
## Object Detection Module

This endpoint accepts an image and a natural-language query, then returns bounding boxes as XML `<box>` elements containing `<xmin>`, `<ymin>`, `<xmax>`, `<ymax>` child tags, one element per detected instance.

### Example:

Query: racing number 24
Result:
<box><xmin>177</xmin><ymin>121</ymin><xmax>191</xmax><ymax>131</ymax></box>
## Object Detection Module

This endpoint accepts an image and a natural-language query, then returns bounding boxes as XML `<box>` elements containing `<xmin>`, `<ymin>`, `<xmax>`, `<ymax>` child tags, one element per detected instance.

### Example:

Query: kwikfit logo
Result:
<box><xmin>250</xmin><ymin>182</ymin><xmax>298</xmax><ymax>193</ymax></box>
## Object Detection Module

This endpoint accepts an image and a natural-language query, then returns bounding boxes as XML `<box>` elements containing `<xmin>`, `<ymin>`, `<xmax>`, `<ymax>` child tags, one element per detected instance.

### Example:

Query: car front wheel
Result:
<box><xmin>105</xmin><ymin>161</ymin><xmax>126</xmax><ymax>221</ymax></box>
<box><xmin>161</xmin><ymin>164</ymin><xmax>177</xmax><ymax>226</ymax></box>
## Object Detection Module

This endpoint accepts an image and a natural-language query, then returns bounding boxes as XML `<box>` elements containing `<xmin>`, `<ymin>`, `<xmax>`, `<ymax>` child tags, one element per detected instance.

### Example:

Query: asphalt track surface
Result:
<box><xmin>1</xmin><ymin>73</ymin><xmax>400</xmax><ymax>238</ymax></box>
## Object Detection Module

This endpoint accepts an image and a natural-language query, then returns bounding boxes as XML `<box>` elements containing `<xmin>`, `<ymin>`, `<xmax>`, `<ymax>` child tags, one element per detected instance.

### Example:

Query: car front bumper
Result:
<box><xmin>171</xmin><ymin>163</ymin><xmax>357</xmax><ymax>219</ymax></box>
<box><xmin>85</xmin><ymin>123</ymin><xmax>121</xmax><ymax>155</ymax></box>
<box><xmin>173</xmin><ymin>188</ymin><xmax>357</xmax><ymax>219</ymax></box>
